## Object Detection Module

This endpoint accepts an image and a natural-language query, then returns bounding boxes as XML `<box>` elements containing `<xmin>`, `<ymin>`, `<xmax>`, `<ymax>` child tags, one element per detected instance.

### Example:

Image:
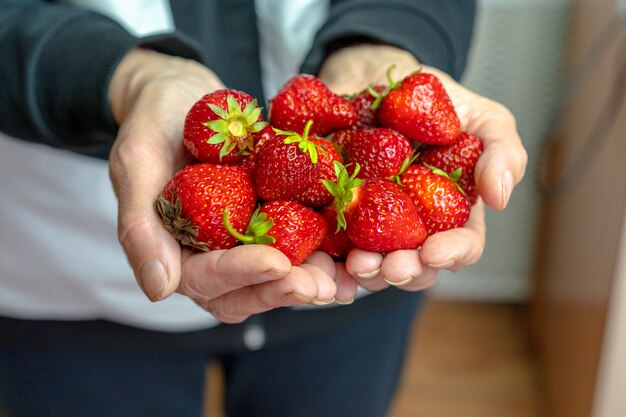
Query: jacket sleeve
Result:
<box><xmin>0</xmin><ymin>0</ymin><xmax>201</xmax><ymax>158</ymax></box>
<box><xmin>301</xmin><ymin>0</ymin><xmax>476</xmax><ymax>81</ymax></box>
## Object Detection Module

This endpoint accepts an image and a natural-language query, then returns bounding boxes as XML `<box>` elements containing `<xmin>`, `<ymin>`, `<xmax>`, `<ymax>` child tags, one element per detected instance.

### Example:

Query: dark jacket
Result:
<box><xmin>0</xmin><ymin>0</ymin><xmax>475</xmax><ymax>159</ymax></box>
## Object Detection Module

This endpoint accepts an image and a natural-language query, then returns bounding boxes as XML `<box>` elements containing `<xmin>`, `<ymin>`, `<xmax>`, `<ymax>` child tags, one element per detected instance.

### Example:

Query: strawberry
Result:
<box><xmin>155</xmin><ymin>163</ymin><xmax>257</xmax><ymax>251</ymax></box>
<box><xmin>268</xmin><ymin>74</ymin><xmax>357</xmax><ymax>136</ymax></box>
<box><xmin>418</xmin><ymin>132</ymin><xmax>483</xmax><ymax>205</ymax></box>
<box><xmin>333</xmin><ymin>128</ymin><xmax>413</xmax><ymax>180</ymax></box>
<box><xmin>183</xmin><ymin>89</ymin><xmax>267</xmax><ymax>164</ymax></box>
<box><xmin>323</xmin><ymin>163</ymin><xmax>427</xmax><ymax>252</ymax></box>
<box><xmin>292</xmin><ymin>137</ymin><xmax>343</xmax><ymax>207</ymax></box>
<box><xmin>350</xmin><ymin>85</ymin><xmax>386</xmax><ymax>128</ymax></box>
<box><xmin>400</xmin><ymin>164</ymin><xmax>471</xmax><ymax>236</ymax></box>
<box><xmin>240</xmin><ymin>123</ymin><xmax>276</xmax><ymax>173</ymax></box>
<box><xmin>225</xmin><ymin>200</ymin><xmax>327</xmax><ymax>266</ymax></box>
<box><xmin>318</xmin><ymin>205</ymin><xmax>353</xmax><ymax>260</ymax></box>
<box><xmin>254</xmin><ymin>120</ymin><xmax>321</xmax><ymax>201</ymax></box>
<box><xmin>378</xmin><ymin>71</ymin><xmax>461</xmax><ymax>145</ymax></box>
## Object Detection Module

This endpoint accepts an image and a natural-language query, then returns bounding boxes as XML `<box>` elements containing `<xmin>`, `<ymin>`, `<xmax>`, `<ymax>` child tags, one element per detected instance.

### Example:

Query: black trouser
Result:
<box><xmin>0</xmin><ymin>289</ymin><xmax>424</xmax><ymax>417</ymax></box>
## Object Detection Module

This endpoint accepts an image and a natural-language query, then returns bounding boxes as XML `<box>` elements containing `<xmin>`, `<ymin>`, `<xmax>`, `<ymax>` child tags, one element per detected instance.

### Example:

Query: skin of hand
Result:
<box><xmin>108</xmin><ymin>48</ymin><xmax>336</xmax><ymax>323</ymax></box>
<box><xmin>317</xmin><ymin>44</ymin><xmax>528</xmax><ymax>298</ymax></box>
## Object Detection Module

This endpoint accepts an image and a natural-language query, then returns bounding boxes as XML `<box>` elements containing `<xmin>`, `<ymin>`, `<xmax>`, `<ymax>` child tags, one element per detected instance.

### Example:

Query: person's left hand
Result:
<box><xmin>316</xmin><ymin>44</ymin><xmax>527</xmax><ymax>298</ymax></box>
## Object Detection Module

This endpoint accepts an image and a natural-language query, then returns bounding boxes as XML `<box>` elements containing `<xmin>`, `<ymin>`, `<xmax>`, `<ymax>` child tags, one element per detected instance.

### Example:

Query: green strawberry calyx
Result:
<box><xmin>155</xmin><ymin>194</ymin><xmax>209</xmax><ymax>252</ymax></box>
<box><xmin>223</xmin><ymin>207</ymin><xmax>276</xmax><ymax>245</ymax></box>
<box><xmin>423</xmin><ymin>163</ymin><xmax>468</xmax><ymax>197</ymax></box>
<box><xmin>322</xmin><ymin>161</ymin><xmax>364</xmax><ymax>232</ymax></box>
<box><xmin>370</xmin><ymin>64</ymin><xmax>423</xmax><ymax>110</ymax></box>
<box><xmin>273</xmin><ymin>119</ymin><xmax>321</xmax><ymax>163</ymax></box>
<box><xmin>390</xmin><ymin>151</ymin><xmax>420</xmax><ymax>185</ymax></box>
<box><xmin>204</xmin><ymin>95</ymin><xmax>268</xmax><ymax>160</ymax></box>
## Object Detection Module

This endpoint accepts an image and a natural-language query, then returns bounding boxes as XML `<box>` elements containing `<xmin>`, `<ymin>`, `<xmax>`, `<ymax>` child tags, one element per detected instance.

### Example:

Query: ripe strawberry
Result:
<box><xmin>225</xmin><ymin>200</ymin><xmax>327</xmax><ymax>266</ymax></box>
<box><xmin>292</xmin><ymin>138</ymin><xmax>343</xmax><ymax>207</ymax></box>
<box><xmin>378</xmin><ymin>71</ymin><xmax>461</xmax><ymax>145</ymax></box>
<box><xmin>400</xmin><ymin>164</ymin><xmax>471</xmax><ymax>236</ymax></box>
<box><xmin>350</xmin><ymin>85</ymin><xmax>386</xmax><ymax>128</ymax></box>
<box><xmin>333</xmin><ymin>128</ymin><xmax>413</xmax><ymax>180</ymax></box>
<box><xmin>155</xmin><ymin>163</ymin><xmax>256</xmax><ymax>251</ymax></box>
<box><xmin>254</xmin><ymin>120</ymin><xmax>321</xmax><ymax>201</ymax></box>
<box><xmin>323</xmin><ymin>162</ymin><xmax>427</xmax><ymax>252</ymax></box>
<box><xmin>268</xmin><ymin>74</ymin><xmax>357</xmax><ymax>136</ymax></box>
<box><xmin>183</xmin><ymin>89</ymin><xmax>267</xmax><ymax>164</ymax></box>
<box><xmin>418</xmin><ymin>132</ymin><xmax>483</xmax><ymax>205</ymax></box>
<box><xmin>240</xmin><ymin>123</ymin><xmax>276</xmax><ymax>173</ymax></box>
<box><xmin>318</xmin><ymin>205</ymin><xmax>353</xmax><ymax>260</ymax></box>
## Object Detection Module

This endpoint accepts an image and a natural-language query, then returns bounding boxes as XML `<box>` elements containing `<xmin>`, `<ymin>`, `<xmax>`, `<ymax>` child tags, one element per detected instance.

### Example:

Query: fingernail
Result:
<box><xmin>312</xmin><ymin>297</ymin><xmax>335</xmax><ymax>306</ymax></box>
<box><xmin>426</xmin><ymin>259</ymin><xmax>455</xmax><ymax>269</ymax></box>
<box><xmin>356</xmin><ymin>269</ymin><xmax>380</xmax><ymax>279</ymax></box>
<box><xmin>336</xmin><ymin>298</ymin><xmax>355</xmax><ymax>305</ymax></box>
<box><xmin>139</xmin><ymin>259</ymin><xmax>168</xmax><ymax>301</ymax></box>
<box><xmin>384</xmin><ymin>276</ymin><xmax>415</xmax><ymax>287</ymax></box>
<box><xmin>502</xmin><ymin>170</ymin><xmax>513</xmax><ymax>209</ymax></box>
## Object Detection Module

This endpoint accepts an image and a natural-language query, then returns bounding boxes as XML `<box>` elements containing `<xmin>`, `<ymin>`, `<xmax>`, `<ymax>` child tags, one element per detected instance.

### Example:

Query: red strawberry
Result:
<box><xmin>183</xmin><ymin>89</ymin><xmax>267</xmax><ymax>164</ymax></box>
<box><xmin>323</xmin><ymin>163</ymin><xmax>426</xmax><ymax>252</ymax></box>
<box><xmin>400</xmin><ymin>164</ymin><xmax>471</xmax><ymax>236</ymax></box>
<box><xmin>333</xmin><ymin>128</ymin><xmax>413</xmax><ymax>180</ymax></box>
<box><xmin>378</xmin><ymin>71</ymin><xmax>461</xmax><ymax>145</ymax></box>
<box><xmin>225</xmin><ymin>200</ymin><xmax>327</xmax><ymax>266</ymax></box>
<box><xmin>418</xmin><ymin>132</ymin><xmax>483</xmax><ymax>205</ymax></box>
<box><xmin>155</xmin><ymin>163</ymin><xmax>257</xmax><ymax>251</ymax></box>
<box><xmin>350</xmin><ymin>85</ymin><xmax>386</xmax><ymax>128</ymax></box>
<box><xmin>268</xmin><ymin>74</ymin><xmax>357</xmax><ymax>136</ymax></box>
<box><xmin>292</xmin><ymin>138</ymin><xmax>343</xmax><ymax>207</ymax></box>
<box><xmin>254</xmin><ymin>120</ymin><xmax>321</xmax><ymax>201</ymax></box>
<box><xmin>318</xmin><ymin>205</ymin><xmax>353</xmax><ymax>260</ymax></box>
<box><xmin>240</xmin><ymin>123</ymin><xmax>277</xmax><ymax>173</ymax></box>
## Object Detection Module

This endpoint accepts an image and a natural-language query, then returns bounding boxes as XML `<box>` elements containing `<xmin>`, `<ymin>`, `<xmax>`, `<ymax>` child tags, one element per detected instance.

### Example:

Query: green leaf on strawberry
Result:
<box><xmin>273</xmin><ymin>119</ymin><xmax>320</xmax><ymax>164</ymax></box>
<box><xmin>321</xmin><ymin>161</ymin><xmax>364</xmax><ymax>231</ymax></box>
<box><xmin>223</xmin><ymin>207</ymin><xmax>276</xmax><ymax>245</ymax></box>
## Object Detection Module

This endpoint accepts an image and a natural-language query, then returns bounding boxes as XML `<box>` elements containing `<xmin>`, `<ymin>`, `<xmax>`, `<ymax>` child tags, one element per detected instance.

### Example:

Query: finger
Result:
<box><xmin>396</xmin><ymin>264</ymin><xmax>439</xmax><ymax>292</ymax></box>
<box><xmin>466</xmin><ymin>99</ymin><xmax>527</xmax><ymax>211</ymax></box>
<box><xmin>334</xmin><ymin>263</ymin><xmax>359</xmax><ymax>305</ymax></box>
<box><xmin>345</xmin><ymin>249</ymin><xmax>384</xmax><ymax>279</ymax></box>
<box><xmin>199</xmin><ymin>266</ymin><xmax>323</xmax><ymax>324</ymax></box>
<box><xmin>420</xmin><ymin>200</ymin><xmax>486</xmax><ymax>271</ymax></box>
<box><xmin>303</xmin><ymin>251</ymin><xmax>337</xmax><ymax>279</ymax></box>
<box><xmin>299</xmin><ymin>263</ymin><xmax>337</xmax><ymax>305</ymax></box>
<box><xmin>353</xmin><ymin>275</ymin><xmax>390</xmax><ymax>292</ymax></box>
<box><xmin>111</xmin><ymin>124</ymin><xmax>185</xmax><ymax>301</ymax></box>
<box><xmin>379</xmin><ymin>250</ymin><xmax>422</xmax><ymax>286</ymax></box>
<box><xmin>178</xmin><ymin>245</ymin><xmax>292</xmax><ymax>301</ymax></box>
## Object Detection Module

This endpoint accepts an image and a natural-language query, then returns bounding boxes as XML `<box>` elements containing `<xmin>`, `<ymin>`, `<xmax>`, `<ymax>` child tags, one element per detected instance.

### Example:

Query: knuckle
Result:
<box><xmin>206</xmin><ymin>303</ymin><xmax>247</xmax><ymax>324</ymax></box>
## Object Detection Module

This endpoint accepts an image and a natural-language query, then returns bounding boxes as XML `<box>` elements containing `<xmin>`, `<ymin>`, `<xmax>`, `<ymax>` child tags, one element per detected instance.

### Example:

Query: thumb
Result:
<box><xmin>110</xmin><ymin>123</ymin><xmax>184</xmax><ymax>302</ymax></box>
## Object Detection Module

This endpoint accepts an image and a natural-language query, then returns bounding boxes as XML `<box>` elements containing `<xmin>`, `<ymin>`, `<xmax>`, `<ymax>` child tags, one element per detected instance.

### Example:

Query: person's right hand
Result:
<box><xmin>108</xmin><ymin>49</ymin><xmax>336</xmax><ymax>323</ymax></box>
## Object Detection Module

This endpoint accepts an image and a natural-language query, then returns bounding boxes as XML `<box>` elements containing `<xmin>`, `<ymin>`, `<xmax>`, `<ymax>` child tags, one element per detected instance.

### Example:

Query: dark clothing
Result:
<box><xmin>0</xmin><ymin>0</ymin><xmax>475</xmax><ymax>158</ymax></box>
<box><xmin>0</xmin><ymin>289</ymin><xmax>424</xmax><ymax>417</ymax></box>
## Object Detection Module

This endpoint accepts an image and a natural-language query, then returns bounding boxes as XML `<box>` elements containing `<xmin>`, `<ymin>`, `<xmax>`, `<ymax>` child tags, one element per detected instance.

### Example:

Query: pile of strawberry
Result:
<box><xmin>156</xmin><ymin>67</ymin><xmax>483</xmax><ymax>266</ymax></box>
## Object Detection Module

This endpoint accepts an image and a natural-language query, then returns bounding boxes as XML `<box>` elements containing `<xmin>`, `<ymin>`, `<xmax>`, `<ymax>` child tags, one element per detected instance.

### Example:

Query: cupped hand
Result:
<box><xmin>319</xmin><ymin>44</ymin><xmax>527</xmax><ymax>294</ymax></box>
<box><xmin>108</xmin><ymin>49</ymin><xmax>335</xmax><ymax>323</ymax></box>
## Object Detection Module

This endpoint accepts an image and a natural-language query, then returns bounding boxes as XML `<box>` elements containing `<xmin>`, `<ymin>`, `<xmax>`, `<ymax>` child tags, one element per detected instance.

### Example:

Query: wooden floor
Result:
<box><xmin>204</xmin><ymin>298</ymin><xmax>545</xmax><ymax>417</ymax></box>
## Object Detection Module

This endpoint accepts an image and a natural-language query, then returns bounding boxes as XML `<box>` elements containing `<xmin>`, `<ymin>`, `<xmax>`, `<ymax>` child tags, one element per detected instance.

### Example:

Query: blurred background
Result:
<box><xmin>399</xmin><ymin>0</ymin><xmax>626</xmax><ymax>415</ymax></box>
<box><xmin>207</xmin><ymin>0</ymin><xmax>626</xmax><ymax>415</ymax></box>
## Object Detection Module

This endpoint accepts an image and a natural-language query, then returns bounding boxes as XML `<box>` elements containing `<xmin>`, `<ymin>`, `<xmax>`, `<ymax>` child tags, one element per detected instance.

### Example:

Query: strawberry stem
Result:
<box><xmin>224</xmin><ymin>207</ymin><xmax>276</xmax><ymax>245</ymax></box>
<box><xmin>223</xmin><ymin>209</ymin><xmax>255</xmax><ymax>244</ymax></box>
<box><xmin>423</xmin><ymin>163</ymin><xmax>468</xmax><ymax>197</ymax></box>
<box><xmin>322</xmin><ymin>161</ymin><xmax>364</xmax><ymax>231</ymax></box>
<box><xmin>204</xmin><ymin>95</ymin><xmax>267</xmax><ymax>160</ymax></box>
<box><xmin>273</xmin><ymin>120</ymin><xmax>320</xmax><ymax>163</ymax></box>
